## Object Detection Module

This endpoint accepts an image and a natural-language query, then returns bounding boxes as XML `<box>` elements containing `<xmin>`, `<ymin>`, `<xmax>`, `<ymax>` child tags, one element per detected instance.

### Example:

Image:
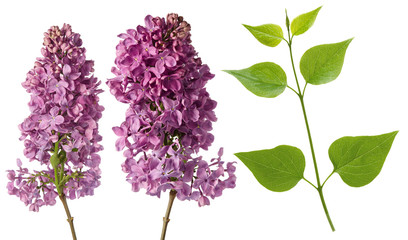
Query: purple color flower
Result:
<box><xmin>39</xmin><ymin>106</ymin><xmax>64</xmax><ymax>130</ymax></box>
<box><xmin>7</xmin><ymin>24</ymin><xmax>104</xmax><ymax>211</ymax></box>
<box><xmin>155</xmin><ymin>50</ymin><xmax>177</xmax><ymax>73</ymax></box>
<box><xmin>107</xmin><ymin>14</ymin><xmax>236</xmax><ymax>206</ymax></box>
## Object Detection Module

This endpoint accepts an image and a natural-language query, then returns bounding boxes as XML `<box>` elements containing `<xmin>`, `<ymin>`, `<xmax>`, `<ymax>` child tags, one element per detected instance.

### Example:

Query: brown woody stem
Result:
<box><xmin>59</xmin><ymin>194</ymin><xmax>77</xmax><ymax>240</ymax></box>
<box><xmin>160</xmin><ymin>189</ymin><xmax>177</xmax><ymax>240</ymax></box>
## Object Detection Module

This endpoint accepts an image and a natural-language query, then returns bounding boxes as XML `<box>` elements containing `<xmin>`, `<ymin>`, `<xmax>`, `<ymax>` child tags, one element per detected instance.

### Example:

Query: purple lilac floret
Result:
<box><xmin>6</xmin><ymin>24</ymin><xmax>104</xmax><ymax>211</ymax></box>
<box><xmin>107</xmin><ymin>14</ymin><xmax>236</xmax><ymax>206</ymax></box>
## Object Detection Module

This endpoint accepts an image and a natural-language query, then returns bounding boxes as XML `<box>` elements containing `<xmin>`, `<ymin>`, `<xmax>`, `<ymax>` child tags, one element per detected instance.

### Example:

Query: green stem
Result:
<box><xmin>318</xmin><ymin>189</ymin><xmax>335</xmax><ymax>231</ymax></box>
<box><xmin>298</xmin><ymin>96</ymin><xmax>321</xmax><ymax>187</ymax></box>
<box><xmin>288</xmin><ymin>41</ymin><xmax>302</xmax><ymax>96</ymax></box>
<box><xmin>299</xmin><ymin>95</ymin><xmax>335</xmax><ymax>231</ymax></box>
<box><xmin>54</xmin><ymin>167</ymin><xmax>61</xmax><ymax>195</ymax></box>
<box><xmin>286</xmin><ymin>28</ymin><xmax>335</xmax><ymax>231</ymax></box>
<box><xmin>60</xmin><ymin>161</ymin><xmax>65</xmax><ymax>183</ymax></box>
<box><xmin>52</xmin><ymin>141</ymin><xmax>62</xmax><ymax>195</ymax></box>
<box><xmin>160</xmin><ymin>190</ymin><xmax>177</xmax><ymax>240</ymax></box>
<box><xmin>59</xmin><ymin>195</ymin><xmax>77</xmax><ymax>240</ymax></box>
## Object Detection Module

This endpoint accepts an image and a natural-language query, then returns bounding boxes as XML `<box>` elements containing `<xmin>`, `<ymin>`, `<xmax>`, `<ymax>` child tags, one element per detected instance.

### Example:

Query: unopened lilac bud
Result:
<box><xmin>167</xmin><ymin>13</ymin><xmax>178</xmax><ymax>25</ymax></box>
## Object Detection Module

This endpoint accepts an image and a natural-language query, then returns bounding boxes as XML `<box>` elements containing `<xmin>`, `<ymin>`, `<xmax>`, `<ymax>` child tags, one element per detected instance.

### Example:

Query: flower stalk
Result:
<box><xmin>59</xmin><ymin>195</ymin><xmax>77</xmax><ymax>240</ymax></box>
<box><xmin>160</xmin><ymin>190</ymin><xmax>177</xmax><ymax>240</ymax></box>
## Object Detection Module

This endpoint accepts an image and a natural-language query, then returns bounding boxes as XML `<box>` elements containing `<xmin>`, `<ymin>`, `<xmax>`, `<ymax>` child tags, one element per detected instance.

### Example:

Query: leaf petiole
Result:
<box><xmin>322</xmin><ymin>171</ymin><xmax>335</xmax><ymax>188</ymax></box>
<box><xmin>302</xmin><ymin>177</ymin><xmax>317</xmax><ymax>189</ymax></box>
<box><xmin>282</xmin><ymin>37</ymin><xmax>290</xmax><ymax>45</ymax></box>
<box><xmin>287</xmin><ymin>85</ymin><xmax>299</xmax><ymax>95</ymax></box>
<box><xmin>302</xmin><ymin>83</ymin><xmax>308</xmax><ymax>96</ymax></box>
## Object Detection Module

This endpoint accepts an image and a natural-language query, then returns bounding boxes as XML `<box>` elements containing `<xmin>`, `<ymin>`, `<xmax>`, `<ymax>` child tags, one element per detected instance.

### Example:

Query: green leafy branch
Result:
<box><xmin>224</xmin><ymin>6</ymin><xmax>398</xmax><ymax>231</ymax></box>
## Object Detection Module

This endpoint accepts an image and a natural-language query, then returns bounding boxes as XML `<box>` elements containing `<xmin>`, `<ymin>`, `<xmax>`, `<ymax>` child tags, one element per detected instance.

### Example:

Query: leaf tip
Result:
<box><xmin>222</xmin><ymin>69</ymin><xmax>234</xmax><ymax>75</ymax></box>
<box><xmin>345</xmin><ymin>37</ymin><xmax>354</xmax><ymax>45</ymax></box>
<box><xmin>391</xmin><ymin>130</ymin><xmax>399</xmax><ymax>136</ymax></box>
<box><xmin>312</xmin><ymin>6</ymin><xmax>323</xmax><ymax>15</ymax></box>
<box><xmin>342</xmin><ymin>38</ymin><xmax>354</xmax><ymax>49</ymax></box>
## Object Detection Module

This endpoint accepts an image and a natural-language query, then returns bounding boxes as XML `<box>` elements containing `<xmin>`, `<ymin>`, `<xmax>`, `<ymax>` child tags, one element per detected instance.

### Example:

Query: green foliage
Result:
<box><xmin>235</xmin><ymin>145</ymin><xmax>305</xmax><ymax>192</ymax></box>
<box><xmin>243</xmin><ymin>24</ymin><xmax>284</xmax><ymax>47</ymax></box>
<box><xmin>290</xmin><ymin>6</ymin><xmax>322</xmax><ymax>36</ymax></box>
<box><xmin>300</xmin><ymin>38</ymin><xmax>353</xmax><ymax>85</ymax></box>
<box><xmin>224</xmin><ymin>6</ymin><xmax>397</xmax><ymax>231</ymax></box>
<box><xmin>224</xmin><ymin>62</ymin><xmax>287</xmax><ymax>98</ymax></box>
<box><xmin>329</xmin><ymin>131</ymin><xmax>398</xmax><ymax>187</ymax></box>
<box><xmin>59</xmin><ymin>171</ymin><xmax>83</xmax><ymax>187</ymax></box>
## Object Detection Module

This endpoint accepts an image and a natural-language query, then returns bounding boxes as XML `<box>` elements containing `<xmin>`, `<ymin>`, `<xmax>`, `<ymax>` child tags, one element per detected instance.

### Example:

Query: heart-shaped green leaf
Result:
<box><xmin>300</xmin><ymin>38</ymin><xmax>353</xmax><ymax>85</ymax></box>
<box><xmin>243</xmin><ymin>24</ymin><xmax>284</xmax><ymax>47</ymax></box>
<box><xmin>329</xmin><ymin>131</ymin><xmax>398</xmax><ymax>187</ymax></box>
<box><xmin>290</xmin><ymin>6</ymin><xmax>322</xmax><ymax>36</ymax></box>
<box><xmin>224</xmin><ymin>62</ymin><xmax>287</xmax><ymax>98</ymax></box>
<box><xmin>235</xmin><ymin>145</ymin><xmax>305</xmax><ymax>192</ymax></box>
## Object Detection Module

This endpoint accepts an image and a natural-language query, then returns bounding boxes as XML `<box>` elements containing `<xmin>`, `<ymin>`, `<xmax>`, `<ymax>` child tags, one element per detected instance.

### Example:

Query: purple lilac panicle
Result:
<box><xmin>7</xmin><ymin>24</ymin><xmax>104</xmax><ymax>211</ymax></box>
<box><xmin>107</xmin><ymin>14</ymin><xmax>236</xmax><ymax>206</ymax></box>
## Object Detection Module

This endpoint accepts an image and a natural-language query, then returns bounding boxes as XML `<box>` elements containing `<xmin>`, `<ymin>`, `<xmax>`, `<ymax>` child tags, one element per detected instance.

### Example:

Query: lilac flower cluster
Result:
<box><xmin>7</xmin><ymin>24</ymin><xmax>104</xmax><ymax>211</ymax></box>
<box><xmin>107</xmin><ymin>14</ymin><xmax>236</xmax><ymax>206</ymax></box>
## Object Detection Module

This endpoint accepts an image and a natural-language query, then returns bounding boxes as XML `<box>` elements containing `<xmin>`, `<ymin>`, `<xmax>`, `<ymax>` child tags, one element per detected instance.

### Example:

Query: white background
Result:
<box><xmin>1</xmin><ymin>0</ymin><xmax>408</xmax><ymax>239</ymax></box>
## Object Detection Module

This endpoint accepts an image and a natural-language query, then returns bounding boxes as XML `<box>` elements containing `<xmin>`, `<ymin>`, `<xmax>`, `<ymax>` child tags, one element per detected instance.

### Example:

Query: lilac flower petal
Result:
<box><xmin>70</xmin><ymin>72</ymin><xmax>81</xmax><ymax>81</ymax></box>
<box><xmin>113</xmin><ymin>126</ymin><xmax>126</xmax><ymax>137</ymax></box>
<box><xmin>122</xmin><ymin>56</ymin><xmax>134</xmax><ymax>66</ymax></box>
<box><xmin>115</xmin><ymin>138</ymin><xmax>126</xmax><ymax>151</ymax></box>
<box><xmin>164</xmin><ymin>56</ymin><xmax>176</xmax><ymax>67</ymax></box>
<box><xmin>155</xmin><ymin>60</ymin><xmax>165</xmax><ymax>74</ymax></box>
<box><xmin>17</xmin><ymin>159</ymin><xmax>22</xmax><ymax>168</ymax></box>
<box><xmin>38</xmin><ymin>119</ymin><xmax>49</xmax><ymax>129</ymax></box>
<box><xmin>218</xmin><ymin>147</ymin><xmax>224</xmax><ymax>157</ymax></box>
<box><xmin>198</xmin><ymin>196</ymin><xmax>210</xmax><ymax>207</ymax></box>
<box><xmin>58</xmin><ymin>80</ymin><xmax>69</xmax><ymax>88</ymax></box>
<box><xmin>54</xmin><ymin>116</ymin><xmax>64</xmax><ymax>125</ymax></box>
<box><xmin>63</xmin><ymin>64</ymin><xmax>72</xmax><ymax>75</ymax></box>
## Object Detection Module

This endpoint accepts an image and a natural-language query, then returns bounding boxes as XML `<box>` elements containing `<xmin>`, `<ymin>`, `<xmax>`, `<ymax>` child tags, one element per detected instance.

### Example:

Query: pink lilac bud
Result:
<box><xmin>107</xmin><ymin>14</ymin><xmax>236</xmax><ymax>206</ymax></box>
<box><xmin>7</xmin><ymin>24</ymin><xmax>104</xmax><ymax>211</ymax></box>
